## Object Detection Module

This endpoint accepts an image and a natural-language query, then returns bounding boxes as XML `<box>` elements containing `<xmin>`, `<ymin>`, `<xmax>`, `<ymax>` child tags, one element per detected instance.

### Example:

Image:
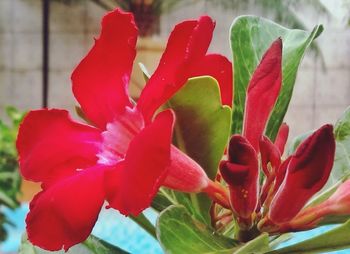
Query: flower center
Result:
<box><xmin>97</xmin><ymin>107</ymin><xmax>144</xmax><ymax>165</ymax></box>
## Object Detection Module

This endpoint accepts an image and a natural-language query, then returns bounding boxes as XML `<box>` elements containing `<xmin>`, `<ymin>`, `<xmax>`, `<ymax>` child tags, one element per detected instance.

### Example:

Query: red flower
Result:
<box><xmin>16</xmin><ymin>9</ymin><xmax>232</xmax><ymax>251</ymax></box>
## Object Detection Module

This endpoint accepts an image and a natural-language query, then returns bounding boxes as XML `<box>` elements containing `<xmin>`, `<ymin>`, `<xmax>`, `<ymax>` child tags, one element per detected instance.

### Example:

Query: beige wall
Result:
<box><xmin>0</xmin><ymin>0</ymin><xmax>349</xmax><ymax>140</ymax></box>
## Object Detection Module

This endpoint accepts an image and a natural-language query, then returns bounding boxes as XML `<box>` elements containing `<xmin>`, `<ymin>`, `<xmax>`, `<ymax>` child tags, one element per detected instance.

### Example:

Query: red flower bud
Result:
<box><xmin>243</xmin><ymin>38</ymin><xmax>282</xmax><ymax>152</ymax></box>
<box><xmin>268</xmin><ymin>124</ymin><xmax>336</xmax><ymax>224</ymax></box>
<box><xmin>220</xmin><ymin>135</ymin><xmax>259</xmax><ymax>228</ymax></box>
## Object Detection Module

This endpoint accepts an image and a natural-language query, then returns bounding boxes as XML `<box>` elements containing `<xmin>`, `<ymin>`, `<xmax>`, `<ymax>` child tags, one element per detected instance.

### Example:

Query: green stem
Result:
<box><xmin>130</xmin><ymin>213</ymin><xmax>157</xmax><ymax>239</ymax></box>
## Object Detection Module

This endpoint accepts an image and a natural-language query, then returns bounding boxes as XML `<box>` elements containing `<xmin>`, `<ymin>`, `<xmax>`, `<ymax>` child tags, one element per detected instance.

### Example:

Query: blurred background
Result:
<box><xmin>0</xmin><ymin>0</ymin><xmax>350</xmax><ymax>253</ymax></box>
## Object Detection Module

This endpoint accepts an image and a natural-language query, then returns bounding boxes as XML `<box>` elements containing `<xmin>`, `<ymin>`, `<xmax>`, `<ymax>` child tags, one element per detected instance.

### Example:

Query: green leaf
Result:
<box><xmin>331</xmin><ymin>106</ymin><xmax>350</xmax><ymax>184</ymax></box>
<box><xmin>269</xmin><ymin>234</ymin><xmax>293</xmax><ymax>250</ymax></box>
<box><xmin>230</xmin><ymin>15</ymin><xmax>323</xmax><ymax>139</ymax></box>
<box><xmin>19</xmin><ymin>234</ymin><xmax>129</xmax><ymax>254</ymax></box>
<box><xmin>83</xmin><ymin>235</ymin><xmax>129</xmax><ymax>254</ymax></box>
<box><xmin>152</xmin><ymin>188</ymin><xmax>174</xmax><ymax>212</ymax></box>
<box><xmin>153</xmin><ymin>188</ymin><xmax>210</xmax><ymax>224</ymax></box>
<box><xmin>168</xmin><ymin>76</ymin><xmax>232</xmax><ymax>180</ymax></box>
<box><xmin>233</xmin><ymin>233</ymin><xmax>270</xmax><ymax>254</ymax></box>
<box><xmin>269</xmin><ymin>219</ymin><xmax>350</xmax><ymax>254</ymax></box>
<box><xmin>165</xmin><ymin>76</ymin><xmax>231</xmax><ymax>224</ymax></box>
<box><xmin>156</xmin><ymin>205</ymin><xmax>237</xmax><ymax>254</ymax></box>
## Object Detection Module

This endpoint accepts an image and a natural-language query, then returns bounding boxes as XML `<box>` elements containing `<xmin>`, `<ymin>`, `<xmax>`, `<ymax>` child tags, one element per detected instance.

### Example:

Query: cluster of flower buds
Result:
<box><xmin>217</xmin><ymin>38</ymin><xmax>346</xmax><ymax>237</ymax></box>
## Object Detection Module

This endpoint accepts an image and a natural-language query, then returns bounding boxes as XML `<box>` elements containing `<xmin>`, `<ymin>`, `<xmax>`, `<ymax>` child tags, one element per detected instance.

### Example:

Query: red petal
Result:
<box><xmin>105</xmin><ymin>110</ymin><xmax>175</xmax><ymax>216</ymax></box>
<box><xmin>272</xmin><ymin>157</ymin><xmax>291</xmax><ymax>195</ymax></box>
<box><xmin>26</xmin><ymin>166</ymin><xmax>105</xmax><ymax>251</ymax></box>
<box><xmin>274</xmin><ymin>123</ymin><xmax>289</xmax><ymax>155</ymax></box>
<box><xmin>269</xmin><ymin>124</ymin><xmax>335</xmax><ymax>224</ymax></box>
<box><xmin>220</xmin><ymin>135</ymin><xmax>259</xmax><ymax>220</ymax></box>
<box><xmin>189</xmin><ymin>54</ymin><xmax>233</xmax><ymax>106</ymax></box>
<box><xmin>259</xmin><ymin>136</ymin><xmax>281</xmax><ymax>177</ymax></box>
<box><xmin>243</xmin><ymin>38</ymin><xmax>282</xmax><ymax>152</ymax></box>
<box><xmin>71</xmin><ymin>9</ymin><xmax>137</xmax><ymax>129</ymax></box>
<box><xmin>137</xmin><ymin>16</ymin><xmax>215</xmax><ymax>121</ymax></box>
<box><xmin>16</xmin><ymin>109</ymin><xmax>102</xmax><ymax>183</ymax></box>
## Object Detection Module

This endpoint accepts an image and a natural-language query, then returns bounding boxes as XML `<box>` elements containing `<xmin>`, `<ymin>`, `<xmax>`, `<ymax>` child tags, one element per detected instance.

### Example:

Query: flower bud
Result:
<box><xmin>268</xmin><ymin>124</ymin><xmax>335</xmax><ymax>224</ymax></box>
<box><xmin>220</xmin><ymin>135</ymin><xmax>259</xmax><ymax>228</ymax></box>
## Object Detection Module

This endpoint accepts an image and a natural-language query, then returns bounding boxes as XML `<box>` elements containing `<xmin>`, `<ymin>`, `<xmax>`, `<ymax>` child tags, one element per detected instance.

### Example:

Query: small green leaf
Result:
<box><xmin>19</xmin><ymin>234</ymin><xmax>129</xmax><ymax>254</ymax></box>
<box><xmin>233</xmin><ymin>233</ymin><xmax>270</xmax><ymax>254</ymax></box>
<box><xmin>269</xmin><ymin>219</ymin><xmax>350</xmax><ymax>254</ymax></box>
<box><xmin>230</xmin><ymin>15</ymin><xmax>323</xmax><ymax>140</ymax></box>
<box><xmin>156</xmin><ymin>205</ymin><xmax>237</xmax><ymax>254</ymax></box>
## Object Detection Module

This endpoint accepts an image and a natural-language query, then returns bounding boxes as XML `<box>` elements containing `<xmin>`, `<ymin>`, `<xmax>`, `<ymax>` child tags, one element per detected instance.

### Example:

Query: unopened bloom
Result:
<box><xmin>268</xmin><ymin>124</ymin><xmax>336</xmax><ymax>224</ymax></box>
<box><xmin>17</xmin><ymin>9</ymin><xmax>232</xmax><ymax>251</ymax></box>
<box><xmin>220</xmin><ymin>135</ymin><xmax>259</xmax><ymax>229</ymax></box>
<box><xmin>242</xmin><ymin>38</ymin><xmax>282</xmax><ymax>152</ymax></box>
